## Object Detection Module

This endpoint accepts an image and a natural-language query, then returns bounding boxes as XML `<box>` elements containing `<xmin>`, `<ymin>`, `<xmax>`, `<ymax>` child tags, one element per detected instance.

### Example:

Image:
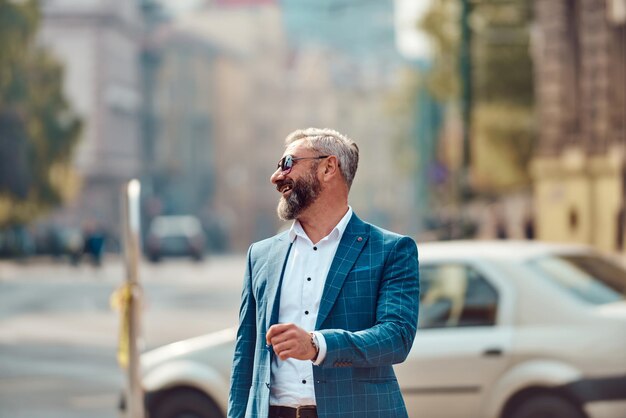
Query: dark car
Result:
<box><xmin>146</xmin><ymin>216</ymin><xmax>205</xmax><ymax>262</ymax></box>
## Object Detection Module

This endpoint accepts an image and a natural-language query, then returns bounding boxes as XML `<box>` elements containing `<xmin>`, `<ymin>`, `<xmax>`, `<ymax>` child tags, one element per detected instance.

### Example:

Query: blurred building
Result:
<box><xmin>281</xmin><ymin>0</ymin><xmax>398</xmax><ymax>62</ymax></box>
<box><xmin>278</xmin><ymin>0</ymin><xmax>418</xmax><ymax>236</ymax></box>
<box><xmin>141</xmin><ymin>23</ymin><xmax>217</xmax><ymax>232</ymax></box>
<box><xmin>140</xmin><ymin>0</ymin><xmax>423</xmax><ymax>251</ymax></box>
<box><xmin>143</xmin><ymin>1</ymin><xmax>288</xmax><ymax>251</ymax></box>
<box><xmin>38</xmin><ymin>0</ymin><xmax>143</xmax><ymax>235</ymax></box>
<box><xmin>531</xmin><ymin>0</ymin><xmax>626</xmax><ymax>252</ymax></box>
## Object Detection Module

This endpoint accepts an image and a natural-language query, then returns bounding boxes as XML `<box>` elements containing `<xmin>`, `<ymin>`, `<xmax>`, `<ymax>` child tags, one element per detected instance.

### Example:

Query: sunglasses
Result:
<box><xmin>276</xmin><ymin>154</ymin><xmax>330</xmax><ymax>174</ymax></box>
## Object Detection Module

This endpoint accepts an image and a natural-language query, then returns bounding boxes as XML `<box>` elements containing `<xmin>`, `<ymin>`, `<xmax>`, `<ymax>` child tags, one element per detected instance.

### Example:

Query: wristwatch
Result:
<box><xmin>309</xmin><ymin>332</ymin><xmax>320</xmax><ymax>362</ymax></box>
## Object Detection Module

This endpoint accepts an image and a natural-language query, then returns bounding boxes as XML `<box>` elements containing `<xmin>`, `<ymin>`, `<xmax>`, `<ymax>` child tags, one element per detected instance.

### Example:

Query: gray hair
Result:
<box><xmin>284</xmin><ymin>128</ymin><xmax>359</xmax><ymax>189</ymax></box>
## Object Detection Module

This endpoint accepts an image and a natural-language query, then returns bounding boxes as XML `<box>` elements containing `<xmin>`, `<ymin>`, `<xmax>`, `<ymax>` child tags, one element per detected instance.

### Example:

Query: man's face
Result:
<box><xmin>271</xmin><ymin>142</ymin><xmax>323</xmax><ymax>221</ymax></box>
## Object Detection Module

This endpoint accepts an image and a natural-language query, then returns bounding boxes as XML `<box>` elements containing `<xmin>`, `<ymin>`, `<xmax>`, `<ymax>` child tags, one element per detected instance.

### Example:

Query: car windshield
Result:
<box><xmin>527</xmin><ymin>254</ymin><xmax>626</xmax><ymax>305</ymax></box>
<box><xmin>150</xmin><ymin>217</ymin><xmax>201</xmax><ymax>237</ymax></box>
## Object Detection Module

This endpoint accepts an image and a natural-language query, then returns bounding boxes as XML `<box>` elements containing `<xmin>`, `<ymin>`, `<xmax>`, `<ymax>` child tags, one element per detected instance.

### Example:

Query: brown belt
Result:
<box><xmin>269</xmin><ymin>405</ymin><xmax>317</xmax><ymax>418</ymax></box>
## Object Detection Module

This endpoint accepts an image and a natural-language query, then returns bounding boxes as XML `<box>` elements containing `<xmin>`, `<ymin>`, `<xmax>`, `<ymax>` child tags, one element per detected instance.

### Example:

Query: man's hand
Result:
<box><xmin>266</xmin><ymin>323</ymin><xmax>317</xmax><ymax>361</ymax></box>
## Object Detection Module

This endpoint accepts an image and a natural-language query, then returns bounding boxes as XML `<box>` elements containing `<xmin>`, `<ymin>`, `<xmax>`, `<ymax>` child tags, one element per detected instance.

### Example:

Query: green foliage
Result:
<box><xmin>0</xmin><ymin>0</ymin><xmax>82</xmax><ymax>226</ymax></box>
<box><xmin>419</xmin><ymin>0</ymin><xmax>460</xmax><ymax>101</ymax></box>
<box><xmin>419</xmin><ymin>0</ymin><xmax>536</xmax><ymax>191</ymax></box>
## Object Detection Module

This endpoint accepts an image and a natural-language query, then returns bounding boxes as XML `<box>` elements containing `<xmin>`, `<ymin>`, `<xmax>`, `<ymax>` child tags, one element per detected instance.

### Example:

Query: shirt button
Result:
<box><xmin>307</xmin><ymin>277</ymin><xmax>311</xmax><ymax>282</ymax></box>
<box><xmin>304</xmin><ymin>310</ymin><xmax>309</xmax><ymax>315</ymax></box>
<box><xmin>302</xmin><ymin>379</ymin><xmax>307</xmax><ymax>384</ymax></box>
<box><xmin>313</xmin><ymin>246</ymin><xmax>317</xmax><ymax>251</ymax></box>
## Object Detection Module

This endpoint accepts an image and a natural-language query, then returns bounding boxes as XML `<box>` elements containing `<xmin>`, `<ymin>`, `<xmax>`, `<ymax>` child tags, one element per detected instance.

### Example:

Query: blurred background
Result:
<box><xmin>0</xmin><ymin>0</ymin><xmax>624</xmax><ymax>417</ymax></box>
<box><xmin>1</xmin><ymin>0</ymin><xmax>625</xmax><ymax>255</ymax></box>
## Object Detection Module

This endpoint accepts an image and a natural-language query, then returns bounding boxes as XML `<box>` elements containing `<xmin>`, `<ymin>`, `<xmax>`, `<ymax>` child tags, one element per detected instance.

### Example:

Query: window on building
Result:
<box><xmin>564</xmin><ymin>0</ymin><xmax>582</xmax><ymax>141</ymax></box>
<box><xmin>418</xmin><ymin>264</ymin><xmax>499</xmax><ymax>329</ymax></box>
<box><xmin>610</xmin><ymin>23</ymin><xmax>625</xmax><ymax>143</ymax></box>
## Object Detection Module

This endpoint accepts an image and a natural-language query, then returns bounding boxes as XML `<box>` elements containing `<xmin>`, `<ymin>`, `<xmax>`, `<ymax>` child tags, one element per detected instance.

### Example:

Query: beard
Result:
<box><xmin>276</xmin><ymin>169</ymin><xmax>322</xmax><ymax>221</ymax></box>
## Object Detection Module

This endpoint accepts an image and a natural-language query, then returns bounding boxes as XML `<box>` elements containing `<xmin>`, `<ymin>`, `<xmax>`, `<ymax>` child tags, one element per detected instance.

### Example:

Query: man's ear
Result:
<box><xmin>324</xmin><ymin>155</ymin><xmax>340</xmax><ymax>181</ymax></box>
<box><xmin>323</xmin><ymin>156</ymin><xmax>339</xmax><ymax>177</ymax></box>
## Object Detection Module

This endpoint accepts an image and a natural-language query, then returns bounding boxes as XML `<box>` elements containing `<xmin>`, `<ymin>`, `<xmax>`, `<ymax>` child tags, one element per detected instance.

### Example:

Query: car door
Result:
<box><xmin>396</xmin><ymin>262</ymin><xmax>513</xmax><ymax>418</ymax></box>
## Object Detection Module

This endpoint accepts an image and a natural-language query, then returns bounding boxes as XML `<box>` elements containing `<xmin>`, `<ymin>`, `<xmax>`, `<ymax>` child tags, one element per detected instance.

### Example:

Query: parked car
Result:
<box><xmin>130</xmin><ymin>241</ymin><xmax>626</xmax><ymax>418</ymax></box>
<box><xmin>0</xmin><ymin>226</ymin><xmax>36</xmax><ymax>258</ymax></box>
<box><xmin>146</xmin><ymin>216</ymin><xmax>205</xmax><ymax>262</ymax></box>
<box><xmin>32</xmin><ymin>225</ymin><xmax>83</xmax><ymax>263</ymax></box>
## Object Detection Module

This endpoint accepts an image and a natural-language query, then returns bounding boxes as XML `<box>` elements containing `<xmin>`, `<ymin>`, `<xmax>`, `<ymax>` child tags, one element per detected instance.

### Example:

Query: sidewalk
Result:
<box><xmin>0</xmin><ymin>253</ymin><xmax>246</xmax><ymax>283</ymax></box>
<box><xmin>0</xmin><ymin>254</ymin><xmax>125</xmax><ymax>282</ymax></box>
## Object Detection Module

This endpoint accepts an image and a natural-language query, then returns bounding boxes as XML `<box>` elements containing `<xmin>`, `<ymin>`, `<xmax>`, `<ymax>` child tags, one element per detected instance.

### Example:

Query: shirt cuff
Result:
<box><xmin>312</xmin><ymin>331</ymin><xmax>327</xmax><ymax>365</ymax></box>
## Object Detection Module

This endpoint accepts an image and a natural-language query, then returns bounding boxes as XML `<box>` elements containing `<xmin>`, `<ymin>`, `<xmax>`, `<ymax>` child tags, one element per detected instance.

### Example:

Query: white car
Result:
<box><xmin>134</xmin><ymin>241</ymin><xmax>626</xmax><ymax>418</ymax></box>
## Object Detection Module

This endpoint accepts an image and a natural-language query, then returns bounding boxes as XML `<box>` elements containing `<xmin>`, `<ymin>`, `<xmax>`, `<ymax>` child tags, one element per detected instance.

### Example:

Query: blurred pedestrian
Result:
<box><xmin>523</xmin><ymin>213</ymin><xmax>535</xmax><ymax>240</ymax></box>
<box><xmin>228</xmin><ymin>128</ymin><xmax>420</xmax><ymax>418</ymax></box>
<box><xmin>491</xmin><ymin>204</ymin><xmax>508</xmax><ymax>240</ymax></box>
<box><xmin>82</xmin><ymin>220</ymin><xmax>105</xmax><ymax>267</ymax></box>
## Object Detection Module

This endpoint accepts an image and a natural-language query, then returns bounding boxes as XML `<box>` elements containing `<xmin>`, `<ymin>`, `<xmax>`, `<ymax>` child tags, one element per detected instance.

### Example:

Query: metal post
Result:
<box><xmin>121</xmin><ymin>179</ymin><xmax>145</xmax><ymax>418</ymax></box>
<box><xmin>459</xmin><ymin>0</ymin><xmax>473</xmax><ymax>200</ymax></box>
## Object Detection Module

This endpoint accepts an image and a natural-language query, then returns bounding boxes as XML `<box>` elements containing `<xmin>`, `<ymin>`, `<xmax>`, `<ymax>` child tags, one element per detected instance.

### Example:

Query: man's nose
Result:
<box><xmin>270</xmin><ymin>168</ymin><xmax>284</xmax><ymax>184</ymax></box>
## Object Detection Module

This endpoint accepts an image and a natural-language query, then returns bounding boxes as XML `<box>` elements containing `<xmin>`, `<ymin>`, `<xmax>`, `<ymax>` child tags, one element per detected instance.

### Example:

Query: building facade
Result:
<box><xmin>143</xmin><ymin>26</ymin><xmax>217</xmax><ymax>221</ymax></box>
<box><xmin>531</xmin><ymin>0</ymin><xmax>626</xmax><ymax>252</ymax></box>
<box><xmin>38</xmin><ymin>0</ymin><xmax>143</xmax><ymax>235</ymax></box>
<box><xmin>138</xmin><ymin>0</ymin><xmax>424</xmax><ymax>252</ymax></box>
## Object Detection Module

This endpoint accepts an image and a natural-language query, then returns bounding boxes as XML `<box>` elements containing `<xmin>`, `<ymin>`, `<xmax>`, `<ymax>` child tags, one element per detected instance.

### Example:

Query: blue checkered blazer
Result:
<box><xmin>228</xmin><ymin>213</ymin><xmax>419</xmax><ymax>418</ymax></box>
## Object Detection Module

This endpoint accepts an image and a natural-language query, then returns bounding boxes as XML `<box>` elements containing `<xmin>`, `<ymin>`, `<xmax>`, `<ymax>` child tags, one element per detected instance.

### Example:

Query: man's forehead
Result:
<box><xmin>283</xmin><ymin>139</ymin><xmax>309</xmax><ymax>156</ymax></box>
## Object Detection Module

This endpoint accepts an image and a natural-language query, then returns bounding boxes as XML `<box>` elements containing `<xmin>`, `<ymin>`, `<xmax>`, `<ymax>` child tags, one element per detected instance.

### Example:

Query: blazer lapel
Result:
<box><xmin>315</xmin><ymin>214</ymin><xmax>369</xmax><ymax>329</ymax></box>
<box><xmin>265</xmin><ymin>233</ymin><xmax>293</xmax><ymax>331</ymax></box>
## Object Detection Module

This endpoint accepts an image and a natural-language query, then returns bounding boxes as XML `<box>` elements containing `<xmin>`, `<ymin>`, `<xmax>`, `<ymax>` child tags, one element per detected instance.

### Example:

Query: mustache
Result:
<box><xmin>275</xmin><ymin>179</ymin><xmax>294</xmax><ymax>192</ymax></box>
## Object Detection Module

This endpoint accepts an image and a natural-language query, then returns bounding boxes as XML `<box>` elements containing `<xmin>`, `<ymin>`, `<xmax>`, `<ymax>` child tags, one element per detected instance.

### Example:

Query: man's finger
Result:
<box><xmin>266</xmin><ymin>323</ymin><xmax>293</xmax><ymax>344</ymax></box>
<box><xmin>272</xmin><ymin>340</ymin><xmax>292</xmax><ymax>356</ymax></box>
<box><xmin>277</xmin><ymin>348</ymin><xmax>295</xmax><ymax>361</ymax></box>
<box><xmin>269</xmin><ymin>335</ymin><xmax>286</xmax><ymax>346</ymax></box>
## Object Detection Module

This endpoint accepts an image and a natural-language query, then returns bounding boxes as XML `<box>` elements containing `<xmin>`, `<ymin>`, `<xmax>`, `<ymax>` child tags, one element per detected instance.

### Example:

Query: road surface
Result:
<box><xmin>0</xmin><ymin>255</ymin><xmax>246</xmax><ymax>418</ymax></box>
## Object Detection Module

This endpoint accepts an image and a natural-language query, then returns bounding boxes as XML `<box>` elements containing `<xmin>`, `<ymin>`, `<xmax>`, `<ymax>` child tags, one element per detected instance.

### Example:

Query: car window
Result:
<box><xmin>560</xmin><ymin>255</ymin><xmax>626</xmax><ymax>295</ymax></box>
<box><xmin>150</xmin><ymin>217</ymin><xmax>202</xmax><ymax>237</ymax></box>
<box><xmin>527</xmin><ymin>255</ymin><xmax>625</xmax><ymax>305</ymax></box>
<box><xmin>418</xmin><ymin>264</ymin><xmax>498</xmax><ymax>329</ymax></box>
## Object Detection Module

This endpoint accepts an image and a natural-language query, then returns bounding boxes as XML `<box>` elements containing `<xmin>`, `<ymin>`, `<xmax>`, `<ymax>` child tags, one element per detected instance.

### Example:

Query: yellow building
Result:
<box><xmin>531</xmin><ymin>0</ymin><xmax>626</xmax><ymax>253</ymax></box>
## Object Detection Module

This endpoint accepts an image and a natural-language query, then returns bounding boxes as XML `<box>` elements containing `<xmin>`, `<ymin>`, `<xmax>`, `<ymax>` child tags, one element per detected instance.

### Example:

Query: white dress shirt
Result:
<box><xmin>269</xmin><ymin>207</ymin><xmax>353</xmax><ymax>407</ymax></box>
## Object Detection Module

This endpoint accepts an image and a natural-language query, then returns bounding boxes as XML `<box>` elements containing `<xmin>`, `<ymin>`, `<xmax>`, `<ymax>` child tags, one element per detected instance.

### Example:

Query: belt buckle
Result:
<box><xmin>296</xmin><ymin>405</ymin><xmax>314</xmax><ymax>418</ymax></box>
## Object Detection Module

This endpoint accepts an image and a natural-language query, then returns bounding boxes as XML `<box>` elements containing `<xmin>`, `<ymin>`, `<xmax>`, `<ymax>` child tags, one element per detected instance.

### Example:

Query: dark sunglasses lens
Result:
<box><xmin>282</xmin><ymin>155</ymin><xmax>293</xmax><ymax>172</ymax></box>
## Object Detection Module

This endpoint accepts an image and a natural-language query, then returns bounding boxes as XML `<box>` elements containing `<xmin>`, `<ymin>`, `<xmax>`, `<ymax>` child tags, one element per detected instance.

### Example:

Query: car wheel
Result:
<box><xmin>509</xmin><ymin>395</ymin><xmax>586</xmax><ymax>418</ymax></box>
<box><xmin>192</xmin><ymin>253</ymin><xmax>204</xmax><ymax>262</ymax></box>
<box><xmin>150</xmin><ymin>388</ymin><xmax>223</xmax><ymax>418</ymax></box>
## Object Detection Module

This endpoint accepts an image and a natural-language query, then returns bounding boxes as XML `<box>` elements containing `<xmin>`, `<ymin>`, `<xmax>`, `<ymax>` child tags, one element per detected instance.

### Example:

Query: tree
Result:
<box><xmin>419</xmin><ymin>0</ymin><xmax>535</xmax><ymax>192</ymax></box>
<box><xmin>0</xmin><ymin>0</ymin><xmax>82</xmax><ymax>226</ymax></box>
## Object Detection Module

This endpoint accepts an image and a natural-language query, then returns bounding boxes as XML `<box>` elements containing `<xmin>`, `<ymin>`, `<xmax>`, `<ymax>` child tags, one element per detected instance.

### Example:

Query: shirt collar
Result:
<box><xmin>288</xmin><ymin>206</ymin><xmax>353</xmax><ymax>244</ymax></box>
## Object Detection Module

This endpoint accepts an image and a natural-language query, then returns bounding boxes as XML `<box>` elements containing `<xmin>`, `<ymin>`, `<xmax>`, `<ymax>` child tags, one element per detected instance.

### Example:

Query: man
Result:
<box><xmin>228</xmin><ymin>128</ymin><xmax>419</xmax><ymax>418</ymax></box>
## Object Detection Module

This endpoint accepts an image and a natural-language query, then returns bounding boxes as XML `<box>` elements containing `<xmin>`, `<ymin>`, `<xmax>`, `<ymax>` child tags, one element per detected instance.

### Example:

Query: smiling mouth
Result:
<box><xmin>278</xmin><ymin>184</ymin><xmax>293</xmax><ymax>196</ymax></box>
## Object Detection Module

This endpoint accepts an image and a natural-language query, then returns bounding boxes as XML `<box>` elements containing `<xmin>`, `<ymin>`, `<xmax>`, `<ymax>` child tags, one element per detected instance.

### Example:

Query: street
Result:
<box><xmin>0</xmin><ymin>255</ymin><xmax>246</xmax><ymax>418</ymax></box>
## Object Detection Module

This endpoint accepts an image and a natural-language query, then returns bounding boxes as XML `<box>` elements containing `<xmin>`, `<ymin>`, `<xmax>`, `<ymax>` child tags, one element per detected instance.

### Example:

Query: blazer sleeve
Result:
<box><xmin>227</xmin><ymin>245</ymin><xmax>256</xmax><ymax>418</ymax></box>
<box><xmin>319</xmin><ymin>235</ymin><xmax>419</xmax><ymax>368</ymax></box>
